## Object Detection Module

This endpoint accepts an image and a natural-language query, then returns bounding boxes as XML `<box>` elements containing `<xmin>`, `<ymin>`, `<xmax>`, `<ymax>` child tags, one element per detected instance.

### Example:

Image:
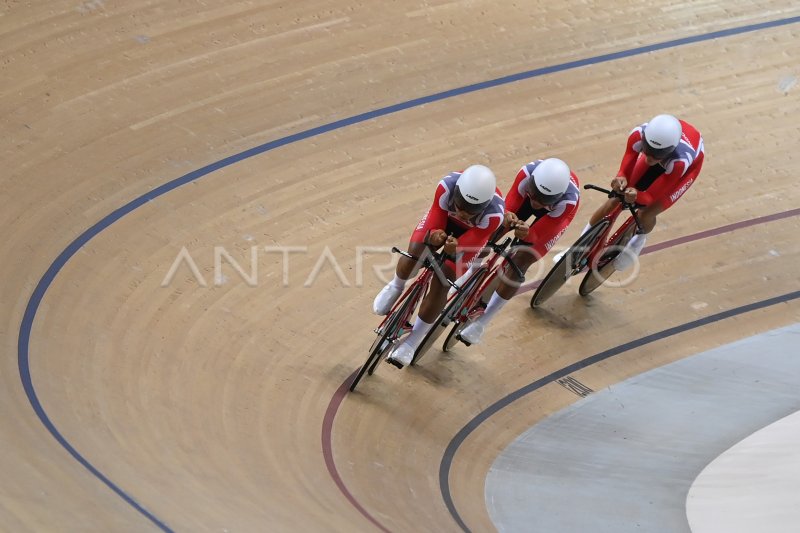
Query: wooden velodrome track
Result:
<box><xmin>2</xmin><ymin>1</ymin><xmax>799</xmax><ymax>531</ymax></box>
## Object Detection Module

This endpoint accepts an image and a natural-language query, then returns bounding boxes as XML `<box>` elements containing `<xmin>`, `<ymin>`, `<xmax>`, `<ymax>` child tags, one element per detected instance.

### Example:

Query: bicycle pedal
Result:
<box><xmin>455</xmin><ymin>334</ymin><xmax>471</xmax><ymax>347</ymax></box>
<box><xmin>385</xmin><ymin>357</ymin><xmax>404</xmax><ymax>369</ymax></box>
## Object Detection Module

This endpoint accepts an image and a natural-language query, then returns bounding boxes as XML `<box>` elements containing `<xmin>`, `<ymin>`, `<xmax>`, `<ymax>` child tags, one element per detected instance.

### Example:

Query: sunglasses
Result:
<box><xmin>528</xmin><ymin>184</ymin><xmax>563</xmax><ymax>206</ymax></box>
<box><xmin>454</xmin><ymin>188</ymin><xmax>489</xmax><ymax>214</ymax></box>
<box><xmin>641</xmin><ymin>135</ymin><xmax>675</xmax><ymax>160</ymax></box>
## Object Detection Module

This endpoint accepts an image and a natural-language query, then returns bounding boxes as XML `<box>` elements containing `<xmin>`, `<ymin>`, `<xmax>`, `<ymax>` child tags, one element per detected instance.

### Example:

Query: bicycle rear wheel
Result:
<box><xmin>442</xmin><ymin>319</ymin><xmax>469</xmax><ymax>352</ymax></box>
<box><xmin>530</xmin><ymin>220</ymin><xmax>609</xmax><ymax>308</ymax></box>
<box><xmin>412</xmin><ymin>268</ymin><xmax>486</xmax><ymax>364</ymax></box>
<box><xmin>578</xmin><ymin>221</ymin><xmax>637</xmax><ymax>296</ymax></box>
<box><xmin>350</xmin><ymin>285</ymin><xmax>421</xmax><ymax>392</ymax></box>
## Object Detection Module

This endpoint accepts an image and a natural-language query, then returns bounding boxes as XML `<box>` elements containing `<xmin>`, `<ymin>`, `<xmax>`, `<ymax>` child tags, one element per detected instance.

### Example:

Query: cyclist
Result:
<box><xmin>457</xmin><ymin>158</ymin><xmax>580</xmax><ymax>345</ymax></box>
<box><xmin>372</xmin><ymin>164</ymin><xmax>505</xmax><ymax>366</ymax></box>
<box><xmin>575</xmin><ymin>114</ymin><xmax>704</xmax><ymax>270</ymax></box>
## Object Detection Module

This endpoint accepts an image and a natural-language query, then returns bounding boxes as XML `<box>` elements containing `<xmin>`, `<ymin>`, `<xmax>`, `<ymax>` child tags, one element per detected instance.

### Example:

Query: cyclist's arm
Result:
<box><xmin>616</xmin><ymin>128</ymin><xmax>641</xmax><ymax>180</ymax></box>
<box><xmin>503</xmin><ymin>167</ymin><xmax>528</xmax><ymax>215</ymax></box>
<box><xmin>452</xmin><ymin>214</ymin><xmax>503</xmax><ymax>269</ymax></box>
<box><xmin>411</xmin><ymin>183</ymin><xmax>449</xmax><ymax>243</ymax></box>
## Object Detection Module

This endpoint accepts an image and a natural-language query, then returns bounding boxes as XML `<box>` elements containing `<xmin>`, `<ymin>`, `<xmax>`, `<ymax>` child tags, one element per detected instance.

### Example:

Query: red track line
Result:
<box><xmin>518</xmin><ymin>207</ymin><xmax>800</xmax><ymax>295</ymax></box>
<box><xmin>321</xmin><ymin>372</ymin><xmax>392</xmax><ymax>533</ymax></box>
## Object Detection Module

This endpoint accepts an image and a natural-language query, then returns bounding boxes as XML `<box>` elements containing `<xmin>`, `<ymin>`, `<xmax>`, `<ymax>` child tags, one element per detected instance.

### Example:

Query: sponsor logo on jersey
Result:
<box><xmin>670</xmin><ymin>177</ymin><xmax>695</xmax><ymax>203</ymax></box>
<box><xmin>545</xmin><ymin>226</ymin><xmax>568</xmax><ymax>251</ymax></box>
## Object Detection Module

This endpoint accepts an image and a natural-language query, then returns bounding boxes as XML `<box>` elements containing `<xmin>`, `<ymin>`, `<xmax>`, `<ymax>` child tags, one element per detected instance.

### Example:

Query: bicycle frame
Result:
<box><xmin>352</xmin><ymin>247</ymin><xmax>452</xmax><ymax>390</ymax></box>
<box><xmin>530</xmin><ymin>184</ymin><xmax>644</xmax><ymax>308</ymax></box>
<box><xmin>373</xmin><ymin>267</ymin><xmax>431</xmax><ymax>339</ymax></box>
<box><xmin>372</xmin><ymin>245</ymin><xmax>453</xmax><ymax>341</ymax></box>
<box><xmin>451</xmin><ymin>238</ymin><xmax>521</xmax><ymax>326</ymax></box>
<box><xmin>568</xmin><ymin>185</ymin><xmax>643</xmax><ymax>274</ymax></box>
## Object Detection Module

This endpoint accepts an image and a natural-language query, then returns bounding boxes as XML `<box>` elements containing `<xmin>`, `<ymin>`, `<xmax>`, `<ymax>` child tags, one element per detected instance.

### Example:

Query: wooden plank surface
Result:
<box><xmin>2</xmin><ymin>1</ymin><xmax>798</xmax><ymax>530</ymax></box>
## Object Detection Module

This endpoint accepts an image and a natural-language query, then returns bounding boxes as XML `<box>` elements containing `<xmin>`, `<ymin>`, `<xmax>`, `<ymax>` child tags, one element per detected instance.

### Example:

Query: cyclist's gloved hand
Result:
<box><xmin>503</xmin><ymin>211</ymin><xmax>520</xmax><ymax>229</ymax></box>
<box><xmin>443</xmin><ymin>235</ymin><xmax>458</xmax><ymax>256</ymax></box>
<box><xmin>513</xmin><ymin>222</ymin><xmax>530</xmax><ymax>240</ymax></box>
<box><xmin>611</xmin><ymin>176</ymin><xmax>628</xmax><ymax>193</ymax></box>
<box><xmin>623</xmin><ymin>187</ymin><xmax>638</xmax><ymax>204</ymax></box>
<box><xmin>427</xmin><ymin>229</ymin><xmax>447</xmax><ymax>248</ymax></box>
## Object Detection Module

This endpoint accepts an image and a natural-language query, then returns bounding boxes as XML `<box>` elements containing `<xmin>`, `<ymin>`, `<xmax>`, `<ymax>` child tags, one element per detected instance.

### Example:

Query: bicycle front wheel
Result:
<box><xmin>350</xmin><ymin>285</ymin><xmax>421</xmax><ymax>392</ymax></box>
<box><xmin>531</xmin><ymin>220</ymin><xmax>609</xmax><ymax>308</ymax></box>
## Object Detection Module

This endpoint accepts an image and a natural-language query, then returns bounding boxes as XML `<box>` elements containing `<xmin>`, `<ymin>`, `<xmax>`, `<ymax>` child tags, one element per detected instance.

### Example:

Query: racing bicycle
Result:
<box><xmin>530</xmin><ymin>184</ymin><xmax>644</xmax><ymax>307</ymax></box>
<box><xmin>433</xmin><ymin>237</ymin><xmax>524</xmax><ymax>353</ymax></box>
<box><xmin>349</xmin><ymin>247</ymin><xmax>454</xmax><ymax>392</ymax></box>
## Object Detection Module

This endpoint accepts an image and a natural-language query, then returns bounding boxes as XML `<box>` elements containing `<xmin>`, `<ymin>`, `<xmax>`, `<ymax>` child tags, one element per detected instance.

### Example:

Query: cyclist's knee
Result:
<box><xmin>590</xmin><ymin>198</ymin><xmax>618</xmax><ymax>224</ymax></box>
<box><xmin>497</xmin><ymin>279</ymin><xmax>520</xmax><ymax>299</ymax></box>
<box><xmin>407</xmin><ymin>240</ymin><xmax>427</xmax><ymax>256</ymax></box>
<box><xmin>510</xmin><ymin>248</ymin><xmax>537</xmax><ymax>272</ymax></box>
<box><xmin>440</xmin><ymin>263</ymin><xmax>456</xmax><ymax>282</ymax></box>
<box><xmin>638</xmin><ymin>206</ymin><xmax>661</xmax><ymax>233</ymax></box>
<box><xmin>498</xmin><ymin>264</ymin><xmax>527</xmax><ymax>289</ymax></box>
<box><xmin>396</xmin><ymin>241</ymin><xmax>427</xmax><ymax>277</ymax></box>
<box><xmin>396</xmin><ymin>255</ymin><xmax>416</xmax><ymax>278</ymax></box>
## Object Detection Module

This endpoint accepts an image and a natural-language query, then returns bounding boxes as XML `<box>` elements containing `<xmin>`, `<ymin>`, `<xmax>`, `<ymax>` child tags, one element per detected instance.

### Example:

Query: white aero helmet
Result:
<box><xmin>642</xmin><ymin>114</ymin><xmax>681</xmax><ymax>159</ymax></box>
<box><xmin>454</xmin><ymin>164</ymin><xmax>496</xmax><ymax>213</ymax></box>
<box><xmin>530</xmin><ymin>158</ymin><xmax>570</xmax><ymax>205</ymax></box>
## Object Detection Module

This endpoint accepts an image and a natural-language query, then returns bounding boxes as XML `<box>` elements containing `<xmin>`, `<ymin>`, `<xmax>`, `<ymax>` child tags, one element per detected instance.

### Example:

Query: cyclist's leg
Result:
<box><xmin>388</xmin><ymin>262</ymin><xmax>455</xmax><ymax>364</ymax></box>
<box><xmin>497</xmin><ymin>245</ymin><xmax>538</xmax><ymax>297</ymax></box>
<box><xmin>449</xmin><ymin>224</ymin><xmax>501</xmax><ymax>296</ymax></box>
<box><xmin>391</xmin><ymin>219</ymin><xmax>469</xmax><ymax>348</ymax></box>
<box><xmin>642</xmin><ymin>152</ymin><xmax>702</xmax><ymax>231</ymax></box>
<box><xmin>373</xmin><ymin>209</ymin><xmax>444</xmax><ymax>315</ymax></box>
<box><xmin>611</xmin><ymin>203</ymin><xmax>660</xmax><ymax>270</ymax></box>
<box><xmin>388</xmin><ymin>217</ymin><xmax>473</xmax><ymax>362</ymax></box>
<box><xmin>397</xmin><ymin>240</ymin><xmax>429</xmax><ymax>277</ymax></box>
<box><xmin>373</xmin><ymin>239</ymin><xmax>428</xmax><ymax>315</ymax></box>
<box><xmin>417</xmin><ymin>262</ymin><xmax>455</xmax><ymax>323</ymax></box>
<box><xmin>553</xmin><ymin>196</ymin><xmax>614</xmax><ymax>265</ymax></box>
<box><xmin>588</xmin><ymin>197</ymin><xmax>619</xmax><ymax>227</ymax></box>
<box><xmin>460</xmin><ymin>246</ymin><xmax>537</xmax><ymax>344</ymax></box>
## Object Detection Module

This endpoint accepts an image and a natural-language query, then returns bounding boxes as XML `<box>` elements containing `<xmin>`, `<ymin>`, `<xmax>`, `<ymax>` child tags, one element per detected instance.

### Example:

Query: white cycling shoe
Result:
<box><xmin>387</xmin><ymin>342</ymin><xmax>415</xmax><ymax>366</ymax></box>
<box><xmin>373</xmin><ymin>284</ymin><xmax>402</xmax><ymax>315</ymax></box>
<box><xmin>612</xmin><ymin>234</ymin><xmax>647</xmax><ymax>271</ymax></box>
<box><xmin>459</xmin><ymin>321</ymin><xmax>486</xmax><ymax>345</ymax></box>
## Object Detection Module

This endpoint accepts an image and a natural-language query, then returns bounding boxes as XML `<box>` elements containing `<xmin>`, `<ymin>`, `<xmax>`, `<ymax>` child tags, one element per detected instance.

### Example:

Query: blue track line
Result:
<box><xmin>16</xmin><ymin>14</ymin><xmax>800</xmax><ymax>531</ymax></box>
